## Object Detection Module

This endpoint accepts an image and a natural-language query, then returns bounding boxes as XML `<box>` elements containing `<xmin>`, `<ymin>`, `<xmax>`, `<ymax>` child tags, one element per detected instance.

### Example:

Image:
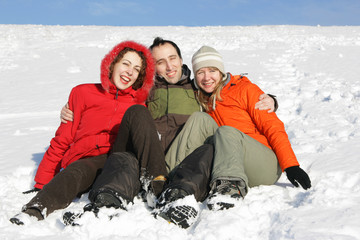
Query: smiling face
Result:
<box><xmin>195</xmin><ymin>67</ymin><xmax>222</xmax><ymax>93</ymax></box>
<box><xmin>151</xmin><ymin>43</ymin><xmax>183</xmax><ymax>84</ymax></box>
<box><xmin>110</xmin><ymin>51</ymin><xmax>142</xmax><ymax>90</ymax></box>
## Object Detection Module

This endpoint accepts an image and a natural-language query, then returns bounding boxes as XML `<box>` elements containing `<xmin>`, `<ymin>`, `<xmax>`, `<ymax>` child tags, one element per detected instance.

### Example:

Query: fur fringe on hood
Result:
<box><xmin>100</xmin><ymin>41</ymin><xmax>155</xmax><ymax>103</ymax></box>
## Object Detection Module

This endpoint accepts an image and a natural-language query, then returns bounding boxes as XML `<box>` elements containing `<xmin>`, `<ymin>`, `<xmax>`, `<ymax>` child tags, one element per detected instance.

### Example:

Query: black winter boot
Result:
<box><xmin>157</xmin><ymin>188</ymin><xmax>188</xmax><ymax>208</ymax></box>
<box><xmin>62</xmin><ymin>202</ymin><xmax>100</xmax><ymax>226</ymax></box>
<box><xmin>63</xmin><ymin>193</ymin><xmax>127</xmax><ymax>226</ymax></box>
<box><xmin>10</xmin><ymin>207</ymin><xmax>44</xmax><ymax>225</ymax></box>
<box><xmin>207</xmin><ymin>179</ymin><xmax>247</xmax><ymax>211</ymax></box>
<box><xmin>93</xmin><ymin>192</ymin><xmax>127</xmax><ymax>210</ymax></box>
<box><xmin>155</xmin><ymin>188</ymin><xmax>199</xmax><ymax>229</ymax></box>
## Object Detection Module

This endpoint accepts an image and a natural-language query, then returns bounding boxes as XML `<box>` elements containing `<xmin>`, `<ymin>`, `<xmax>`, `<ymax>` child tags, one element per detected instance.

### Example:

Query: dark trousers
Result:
<box><xmin>24</xmin><ymin>154</ymin><xmax>107</xmax><ymax>216</ymax></box>
<box><xmin>89</xmin><ymin>105</ymin><xmax>168</xmax><ymax>201</ymax></box>
<box><xmin>89</xmin><ymin>152</ymin><xmax>140</xmax><ymax>203</ymax></box>
<box><xmin>166</xmin><ymin>143</ymin><xmax>213</xmax><ymax>202</ymax></box>
<box><xmin>111</xmin><ymin>105</ymin><xmax>167</xmax><ymax>179</ymax></box>
<box><xmin>89</xmin><ymin>105</ymin><xmax>213</xmax><ymax>205</ymax></box>
<box><xmin>89</xmin><ymin>144</ymin><xmax>213</xmax><ymax>204</ymax></box>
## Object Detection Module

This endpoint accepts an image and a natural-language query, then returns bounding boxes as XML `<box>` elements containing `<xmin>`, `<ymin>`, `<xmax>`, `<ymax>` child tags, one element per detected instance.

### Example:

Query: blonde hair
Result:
<box><xmin>195</xmin><ymin>67</ymin><xmax>225</xmax><ymax>112</ymax></box>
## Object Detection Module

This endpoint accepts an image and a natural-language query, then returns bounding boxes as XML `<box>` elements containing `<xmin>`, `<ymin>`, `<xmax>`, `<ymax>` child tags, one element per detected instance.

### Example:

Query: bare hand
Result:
<box><xmin>60</xmin><ymin>102</ymin><xmax>74</xmax><ymax>123</ymax></box>
<box><xmin>255</xmin><ymin>94</ymin><xmax>275</xmax><ymax>113</ymax></box>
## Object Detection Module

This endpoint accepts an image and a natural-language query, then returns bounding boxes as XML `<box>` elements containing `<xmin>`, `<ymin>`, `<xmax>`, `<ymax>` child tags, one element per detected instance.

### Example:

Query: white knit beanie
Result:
<box><xmin>192</xmin><ymin>46</ymin><xmax>226</xmax><ymax>79</ymax></box>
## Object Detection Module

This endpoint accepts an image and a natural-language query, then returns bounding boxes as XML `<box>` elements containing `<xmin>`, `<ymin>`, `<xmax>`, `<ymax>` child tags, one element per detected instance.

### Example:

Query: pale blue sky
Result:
<box><xmin>1</xmin><ymin>0</ymin><xmax>359</xmax><ymax>26</ymax></box>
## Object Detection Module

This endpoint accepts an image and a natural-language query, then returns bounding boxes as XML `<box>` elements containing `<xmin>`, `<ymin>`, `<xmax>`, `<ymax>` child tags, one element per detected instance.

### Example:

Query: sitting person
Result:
<box><xmin>154</xmin><ymin>45</ymin><xmax>311</xmax><ymax>228</ymax></box>
<box><xmin>193</xmin><ymin>45</ymin><xmax>311</xmax><ymax>209</ymax></box>
<box><xmin>10</xmin><ymin>40</ymin><xmax>163</xmax><ymax>225</ymax></box>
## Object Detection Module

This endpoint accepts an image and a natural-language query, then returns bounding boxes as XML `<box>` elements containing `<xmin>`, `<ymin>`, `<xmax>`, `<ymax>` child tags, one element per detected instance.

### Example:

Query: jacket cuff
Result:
<box><xmin>34</xmin><ymin>183</ymin><xmax>44</xmax><ymax>189</ymax></box>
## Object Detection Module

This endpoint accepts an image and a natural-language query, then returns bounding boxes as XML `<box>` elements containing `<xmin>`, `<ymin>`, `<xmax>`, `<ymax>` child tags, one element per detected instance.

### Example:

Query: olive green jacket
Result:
<box><xmin>146</xmin><ymin>64</ymin><xmax>200</xmax><ymax>153</ymax></box>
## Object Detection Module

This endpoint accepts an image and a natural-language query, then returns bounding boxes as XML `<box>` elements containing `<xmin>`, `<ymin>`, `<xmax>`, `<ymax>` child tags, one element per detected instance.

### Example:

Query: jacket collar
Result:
<box><xmin>154</xmin><ymin>64</ymin><xmax>192</xmax><ymax>86</ymax></box>
<box><xmin>107</xmin><ymin>84</ymin><xmax>137</xmax><ymax>99</ymax></box>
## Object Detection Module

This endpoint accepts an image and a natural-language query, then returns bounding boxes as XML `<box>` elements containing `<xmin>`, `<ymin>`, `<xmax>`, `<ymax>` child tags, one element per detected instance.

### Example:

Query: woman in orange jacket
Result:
<box><xmin>151</xmin><ymin>46</ymin><xmax>310</xmax><ymax>229</ymax></box>
<box><xmin>191</xmin><ymin>45</ymin><xmax>311</xmax><ymax>210</ymax></box>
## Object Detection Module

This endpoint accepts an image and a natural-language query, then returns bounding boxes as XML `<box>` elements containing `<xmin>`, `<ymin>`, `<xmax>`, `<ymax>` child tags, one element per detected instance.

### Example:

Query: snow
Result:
<box><xmin>1</xmin><ymin>24</ymin><xmax>360</xmax><ymax>240</ymax></box>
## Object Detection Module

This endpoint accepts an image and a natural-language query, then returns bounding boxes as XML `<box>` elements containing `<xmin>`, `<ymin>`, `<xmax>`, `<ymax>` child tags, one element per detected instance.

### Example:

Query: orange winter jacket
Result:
<box><xmin>207</xmin><ymin>74</ymin><xmax>299</xmax><ymax>171</ymax></box>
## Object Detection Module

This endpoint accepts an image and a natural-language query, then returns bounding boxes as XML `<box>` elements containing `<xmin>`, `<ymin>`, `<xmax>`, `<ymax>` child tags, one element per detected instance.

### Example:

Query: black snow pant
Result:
<box><xmin>89</xmin><ymin>105</ymin><xmax>168</xmax><ymax>202</ymax></box>
<box><xmin>23</xmin><ymin>154</ymin><xmax>107</xmax><ymax>217</ymax></box>
<box><xmin>165</xmin><ymin>143</ymin><xmax>214</xmax><ymax>202</ymax></box>
<box><xmin>89</xmin><ymin>144</ymin><xmax>214</xmax><ymax>204</ymax></box>
<box><xmin>89</xmin><ymin>152</ymin><xmax>140</xmax><ymax>204</ymax></box>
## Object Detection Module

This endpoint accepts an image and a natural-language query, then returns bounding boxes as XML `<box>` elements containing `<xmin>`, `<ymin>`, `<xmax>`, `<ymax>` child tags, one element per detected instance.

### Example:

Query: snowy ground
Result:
<box><xmin>1</xmin><ymin>24</ymin><xmax>360</xmax><ymax>240</ymax></box>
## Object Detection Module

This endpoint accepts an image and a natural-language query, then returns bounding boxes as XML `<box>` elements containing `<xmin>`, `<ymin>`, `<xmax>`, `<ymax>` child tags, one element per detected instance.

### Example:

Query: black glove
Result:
<box><xmin>22</xmin><ymin>188</ymin><xmax>41</xmax><ymax>194</ymax></box>
<box><xmin>285</xmin><ymin>166</ymin><xmax>311</xmax><ymax>190</ymax></box>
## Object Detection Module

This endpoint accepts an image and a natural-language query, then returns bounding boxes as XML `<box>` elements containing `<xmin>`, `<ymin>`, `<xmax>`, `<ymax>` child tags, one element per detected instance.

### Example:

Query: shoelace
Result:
<box><xmin>213</xmin><ymin>180</ymin><xmax>235</xmax><ymax>194</ymax></box>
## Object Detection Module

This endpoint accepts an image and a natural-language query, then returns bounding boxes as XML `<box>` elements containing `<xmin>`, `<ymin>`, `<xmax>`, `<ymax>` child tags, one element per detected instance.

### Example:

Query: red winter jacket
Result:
<box><xmin>34</xmin><ymin>41</ymin><xmax>155</xmax><ymax>189</ymax></box>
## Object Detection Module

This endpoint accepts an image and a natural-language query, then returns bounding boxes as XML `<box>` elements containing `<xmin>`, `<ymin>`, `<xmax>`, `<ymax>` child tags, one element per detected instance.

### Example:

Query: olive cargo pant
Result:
<box><xmin>166</xmin><ymin>112</ymin><xmax>282</xmax><ymax>189</ymax></box>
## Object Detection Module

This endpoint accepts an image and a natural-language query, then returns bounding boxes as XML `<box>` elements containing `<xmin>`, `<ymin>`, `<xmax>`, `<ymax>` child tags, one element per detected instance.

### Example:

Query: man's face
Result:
<box><xmin>151</xmin><ymin>43</ymin><xmax>183</xmax><ymax>84</ymax></box>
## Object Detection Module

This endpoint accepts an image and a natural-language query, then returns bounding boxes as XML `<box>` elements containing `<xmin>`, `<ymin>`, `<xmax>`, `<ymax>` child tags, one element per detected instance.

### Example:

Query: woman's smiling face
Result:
<box><xmin>111</xmin><ymin>51</ymin><xmax>142</xmax><ymax>90</ymax></box>
<box><xmin>195</xmin><ymin>67</ymin><xmax>222</xmax><ymax>93</ymax></box>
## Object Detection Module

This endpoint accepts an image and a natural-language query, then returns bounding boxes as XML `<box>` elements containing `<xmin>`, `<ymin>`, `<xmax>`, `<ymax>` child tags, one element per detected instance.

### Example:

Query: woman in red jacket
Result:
<box><xmin>191</xmin><ymin>45</ymin><xmax>312</xmax><ymax>211</ymax></box>
<box><xmin>10</xmin><ymin>40</ymin><xmax>166</xmax><ymax>225</ymax></box>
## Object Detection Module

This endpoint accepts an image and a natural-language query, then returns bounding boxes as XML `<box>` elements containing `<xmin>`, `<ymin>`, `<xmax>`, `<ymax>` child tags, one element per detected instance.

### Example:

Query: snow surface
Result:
<box><xmin>1</xmin><ymin>24</ymin><xmax>360</xmax><ymax>240</ymax></box>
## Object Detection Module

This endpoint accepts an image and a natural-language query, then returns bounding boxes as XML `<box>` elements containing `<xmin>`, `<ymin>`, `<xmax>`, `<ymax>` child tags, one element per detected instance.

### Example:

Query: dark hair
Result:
<box><xmin>108</xmin><ymin>47</ymin><xmax>147</xmax><ymax>90</ymax></box>
<box><xmin>149</xmin><ymin>37</ymin><xmax>182</xmax><ymax>59</ymax></box>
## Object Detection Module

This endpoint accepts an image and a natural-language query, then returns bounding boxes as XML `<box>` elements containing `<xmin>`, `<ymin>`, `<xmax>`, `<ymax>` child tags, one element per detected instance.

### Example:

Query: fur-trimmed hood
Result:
<box><xmin>100</xmin><ymin>41</ymin><xmax>155</xmax><ymax>103</ymax></box>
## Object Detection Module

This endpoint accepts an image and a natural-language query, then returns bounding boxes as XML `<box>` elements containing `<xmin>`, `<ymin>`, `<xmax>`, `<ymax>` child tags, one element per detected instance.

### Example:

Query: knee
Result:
<box><xmin>215</xmin><ymin>126</ymin><xmax>238</xmax><ymax>136</ymax></box>
<box><xmin>126</xmin><ymin>104</ymin><xmax>148</xmax><ymax>115</ymax></box>
<box><xmin>107</xmin><ymin>152</ymin><xmax>138</xmax><ymax>167</ymax></box>
<box><xmin>187</xmin><ymin>112</ymin><xmax>217</xmax><ymax>130</ymax></box>
<box><xmin>123</xmin><ymin>105</ymin><xmax>151</xmax><ymax>123</ymax></box>
<box><xmin>188</xmin><ymin>112</ymin><xmax>211</xmax><ymax>123</ymax></box>
<box><xmin>215</xmin><ymin>126</ymin><xmax>247</xmax><ymax>141</ymax></box>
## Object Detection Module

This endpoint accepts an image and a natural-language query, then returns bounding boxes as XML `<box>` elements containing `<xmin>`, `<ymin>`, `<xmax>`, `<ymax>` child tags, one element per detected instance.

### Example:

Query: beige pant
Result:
<box><xmin>165</xmin><ymin>112</ymin><xmax>218</xmax><ymax>172</ymax></box>
<box><xmin>212</xmin><ymin>126</ymin><xmax>282</xmax><ymax>188</ymax></box>
<box><xmin>165</xmin><ymin>112</ymin><xmax>281</xmax><ymax>188</ymax></box>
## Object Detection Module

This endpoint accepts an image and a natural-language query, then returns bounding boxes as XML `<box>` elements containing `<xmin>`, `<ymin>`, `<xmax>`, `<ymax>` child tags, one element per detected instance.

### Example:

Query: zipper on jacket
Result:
<box><xmin>108</xmin><ymin>89</ymin><xmax>120</xmax><ymax>132</ymax></box>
